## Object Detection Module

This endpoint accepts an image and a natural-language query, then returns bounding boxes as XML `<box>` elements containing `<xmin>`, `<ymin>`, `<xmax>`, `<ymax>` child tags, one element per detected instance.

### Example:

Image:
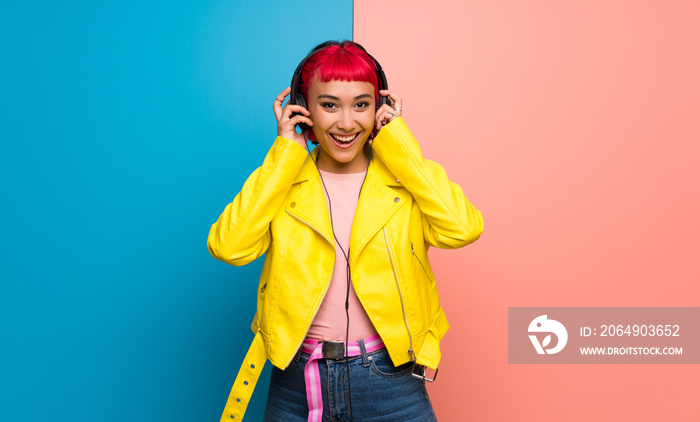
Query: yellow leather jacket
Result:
<box><xmin>209</xmin><ymin>118</ymin><xmax>482</xmax><ymax>417</ymax></box>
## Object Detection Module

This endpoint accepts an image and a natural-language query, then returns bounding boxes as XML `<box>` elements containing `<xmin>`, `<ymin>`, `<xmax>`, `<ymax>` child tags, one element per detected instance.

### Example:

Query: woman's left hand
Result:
<box><xmin>375</xmin><ymin>89</ymin><xmax>403</xmax><ymax>132</ymax></box>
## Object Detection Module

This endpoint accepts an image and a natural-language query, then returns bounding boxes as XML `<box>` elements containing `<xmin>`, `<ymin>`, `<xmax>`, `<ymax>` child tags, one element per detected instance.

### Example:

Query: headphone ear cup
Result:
<box><xmin>290</xmin><ymin>93</ymin><xmax>309</xmax><ymax>132</ymax></box>
<box><xmin>293</xmin><ymin>94</ymin><xmax>307</xmax><ymax>110</ymax></box>
<box><xmin>377</xmin><ymin>68</ymin><xmax>389</xmax><ymax>108</ymax></box>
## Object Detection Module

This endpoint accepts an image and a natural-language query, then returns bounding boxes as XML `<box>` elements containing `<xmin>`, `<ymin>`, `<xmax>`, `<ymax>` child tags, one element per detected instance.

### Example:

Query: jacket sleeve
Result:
<box><xmin>207</xmin><ymin>137</ymin><xmax>309</xmax><ymax>266</ymax></box>
<box><xmin>372</xmin><ymin>118</ymin><xmax>484</xmax><ymax>249</ymax></box>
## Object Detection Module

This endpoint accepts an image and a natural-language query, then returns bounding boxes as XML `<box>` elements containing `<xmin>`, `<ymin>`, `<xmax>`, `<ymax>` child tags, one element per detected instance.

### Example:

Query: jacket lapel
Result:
<box><xmin>285</xmin><ymin>151</ymin><xmax>334</xmax><ymax>245</ymax></box>
<box><xmin>350</xmin><ymin>157</ymin><xmax>405</xmax><ymax>264</ymax></box>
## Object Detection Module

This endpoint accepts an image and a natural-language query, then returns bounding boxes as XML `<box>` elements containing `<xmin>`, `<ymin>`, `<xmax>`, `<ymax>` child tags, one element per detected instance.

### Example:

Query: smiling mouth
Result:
<box><xmin>330</xmin><ymin>132</ymin><xmax>360</xmax><ymax>147</ymax></box>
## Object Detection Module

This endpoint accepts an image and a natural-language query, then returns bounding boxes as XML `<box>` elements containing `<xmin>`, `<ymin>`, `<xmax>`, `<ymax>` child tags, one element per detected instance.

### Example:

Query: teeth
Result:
<box><xmin>333</xmin><ymin>134</ymin><xmax>357</xmax><ymax>142</ymax></box>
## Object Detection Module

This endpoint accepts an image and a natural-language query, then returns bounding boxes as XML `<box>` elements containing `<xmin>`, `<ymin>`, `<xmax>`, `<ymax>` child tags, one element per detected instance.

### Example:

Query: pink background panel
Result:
<box><xmin>355</xmin><ymin>1</ymin><xmax>700</xmax><ymax>421</ymax></box>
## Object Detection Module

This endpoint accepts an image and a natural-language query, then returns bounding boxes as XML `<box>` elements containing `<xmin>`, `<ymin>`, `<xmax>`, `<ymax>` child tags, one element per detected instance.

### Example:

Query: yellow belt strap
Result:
<box><xmin>220</xmin><ymin>331</ymin><xmax>267</xmax><ymax>422</ymax></box>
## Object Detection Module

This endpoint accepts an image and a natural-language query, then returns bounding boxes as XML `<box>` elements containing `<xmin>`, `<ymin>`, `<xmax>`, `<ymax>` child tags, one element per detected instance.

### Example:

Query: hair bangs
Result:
<box><xmin>315</xmin><ymin>52</ymin><xmax>377</xmax><ymax>85</ymax></box>
<box><xmin>301</xmin><ymin>43</ymin><xmax>379</xmax><ymax>106</ymax></box>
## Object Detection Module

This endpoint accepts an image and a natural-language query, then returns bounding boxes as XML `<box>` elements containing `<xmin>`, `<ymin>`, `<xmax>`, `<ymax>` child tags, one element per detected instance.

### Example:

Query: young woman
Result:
<box><xmin>208</xmin><ymin>41</ymin><xmax>483</xmax><ymax>422</ymax></box>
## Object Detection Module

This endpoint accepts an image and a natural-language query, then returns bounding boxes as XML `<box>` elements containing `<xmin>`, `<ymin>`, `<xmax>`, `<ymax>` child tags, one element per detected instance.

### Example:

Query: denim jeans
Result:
<box><xmin>263</xmin><ymin>344</ymin><xmax>438</xmax><ymax>422</ymax></box>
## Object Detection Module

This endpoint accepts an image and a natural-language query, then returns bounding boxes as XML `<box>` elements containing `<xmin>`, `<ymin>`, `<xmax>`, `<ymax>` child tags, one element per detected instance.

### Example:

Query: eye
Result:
<box><xmin>355</xmin><ymin>101</ymin><xmax>370</xmax><ymax>109</ymax></box>
<box><xmin>321</xmin><ymin>102</ymin><xmax>337</xmax><ymax>110</ymax></box>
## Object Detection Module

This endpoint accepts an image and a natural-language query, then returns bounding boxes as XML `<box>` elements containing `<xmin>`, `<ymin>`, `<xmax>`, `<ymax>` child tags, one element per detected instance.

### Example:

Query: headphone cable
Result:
<box><xmin>305</xmin><ymin>136</ymin><xmax>373</xmax><ymax>422</ymax></box>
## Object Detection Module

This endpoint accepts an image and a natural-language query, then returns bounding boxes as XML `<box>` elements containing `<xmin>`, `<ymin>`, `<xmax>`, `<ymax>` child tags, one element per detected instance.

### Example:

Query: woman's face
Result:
<box><xmin>307</xmin><ymin>79</ymin><xmax>376</xmax><ymax>173</ymax></box>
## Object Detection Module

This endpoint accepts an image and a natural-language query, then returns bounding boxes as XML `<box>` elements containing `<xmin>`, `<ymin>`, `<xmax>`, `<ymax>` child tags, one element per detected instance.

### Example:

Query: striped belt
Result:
<box><xmin>301</xmin><ymin>335</ymin><xmax>385</xmax><ymax>422</ymax></box>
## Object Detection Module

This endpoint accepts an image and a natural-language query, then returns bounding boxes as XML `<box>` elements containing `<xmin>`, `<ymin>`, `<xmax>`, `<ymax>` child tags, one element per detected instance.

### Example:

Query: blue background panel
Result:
<box><xmin>0</xmin><ymin>1</ymin><xmax>352</xmax><ymax>421</ymax></box>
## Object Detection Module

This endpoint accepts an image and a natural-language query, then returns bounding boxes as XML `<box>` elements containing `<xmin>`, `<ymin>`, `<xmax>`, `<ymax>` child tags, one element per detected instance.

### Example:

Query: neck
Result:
<box><xmin>316</xmin><ymin>145</ymin><xmax>372</xmax><ymax>174</ymax></box>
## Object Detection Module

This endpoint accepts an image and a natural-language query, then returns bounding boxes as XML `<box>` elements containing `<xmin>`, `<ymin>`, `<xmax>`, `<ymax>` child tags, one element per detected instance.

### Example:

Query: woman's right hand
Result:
<box><xmin>273</xmin><ymin>87</ymin><xmax>313</xmax><ymax>149</ymax></box>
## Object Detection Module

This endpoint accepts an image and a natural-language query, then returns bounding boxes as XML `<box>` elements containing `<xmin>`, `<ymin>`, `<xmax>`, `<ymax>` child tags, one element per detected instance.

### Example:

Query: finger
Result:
<box><xmin>376</xmin><ymin>104</ymin><xmax>395</xmax><ymax>115</ymax></box>
<box><xmin>273</xmin><ymin>101</ymin><xmax>283</xmax><ymax>121</ymax></box>
<box><xmin>375</xmin><ymin>106</ymin><xmax>398</xmax><ymax>130</ymax></box>
<box><xmin>379</xmin><ymin>89</ymin><xmax>400</xmax><ymax>104</ymax></box>
<box><xmin>282</xmin><ymin>104</ymin><xmax>311</xmax><ymax>119</ymax></box>
<box><xmin>375</xmin><ymin>110</ymin><xmax>389</xmax><ymax>131</ymax></box>
<box><xmin>280</xmin><ymin>115</ymin><xmax>313</xmax><ymax>133</ymax></box>
<box><xmin>279</xmin><ymin>117</ymin><xmax>313</xmax><ymax>143</ymax></box>
<box><xmin>379</xmin><ymin>89</ymin><xmax>402</xmax><ymax>113</ymax></box>
<box><xmin>288</xmin><ymin>115</ymin><xmax>314</xmax><ymax>128</ymax></box>
<box><xmin>273</xmin><ymin>87</ymin><xmax>291</xmax><ymax>121</ymax></box>
<box><xmin>392</xmin><ymin>98</ymin><xmax>403</xmax><ymax>113</ymax></box>
<box><xmin>277</xmin><ymin>87</ymin><xmax>291</xmax><ymax>99</ymax></box>
<box><xmin>375</xmin><ymin>106</ymin><xmax>388</xmax><ymax>128</ymax></box>
<box><xmin>375</xmin><ymin>105</ymin><xmax>395</xmax><ymax>122</ymax></box>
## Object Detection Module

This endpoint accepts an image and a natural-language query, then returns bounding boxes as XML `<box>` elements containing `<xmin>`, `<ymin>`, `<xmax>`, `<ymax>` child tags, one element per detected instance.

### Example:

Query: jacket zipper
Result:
<box><xmin>410</xmin><ymin>242</ymin><xmax>434</xmax><ymax>283</ymax></box>
<box><xmin>384</xmin><ymin>227</ymin><xmax>416</xmax><ymax>362</ymax></box>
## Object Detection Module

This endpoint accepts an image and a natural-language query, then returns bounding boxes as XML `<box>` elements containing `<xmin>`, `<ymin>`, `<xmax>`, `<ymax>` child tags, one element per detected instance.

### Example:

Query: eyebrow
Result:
<box><xmin>317</xmin><ymin>93</ymin><xmax>373</xmax><ymax>101</ymax></box>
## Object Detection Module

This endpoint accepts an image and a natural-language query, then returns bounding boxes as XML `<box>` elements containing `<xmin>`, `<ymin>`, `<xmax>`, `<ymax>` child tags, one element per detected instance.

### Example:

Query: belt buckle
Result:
<box><xmin>412</xmin><ymin>365</ymin><xmax>439</xmax><ymax>383</ymax></box>
<box><xmin>321</xmin><ymin>341</ymin><xmax>345</xmax><ymax>360</ymax></box>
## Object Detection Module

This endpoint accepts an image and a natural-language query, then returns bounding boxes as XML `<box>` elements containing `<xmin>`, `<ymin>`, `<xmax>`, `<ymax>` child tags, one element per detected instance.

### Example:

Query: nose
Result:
<box><xmin>337</xmin><ymin>109</ymin><xmax>354</xmax><ymax>131</ymax></box>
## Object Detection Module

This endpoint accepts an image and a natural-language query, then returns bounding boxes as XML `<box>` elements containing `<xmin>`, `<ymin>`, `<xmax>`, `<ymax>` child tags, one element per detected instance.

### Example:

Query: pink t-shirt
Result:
<box><xmin>306</xmin><ymin>170</ymin><xmax>379</xmax><ymax>342</ymax></box>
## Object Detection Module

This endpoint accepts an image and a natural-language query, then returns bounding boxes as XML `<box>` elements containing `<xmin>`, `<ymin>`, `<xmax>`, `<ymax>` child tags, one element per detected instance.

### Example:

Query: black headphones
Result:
<box><xmin>289</xmin><ymin>41</ymin><xmax>389</xmax><ymax>134</ymax></box>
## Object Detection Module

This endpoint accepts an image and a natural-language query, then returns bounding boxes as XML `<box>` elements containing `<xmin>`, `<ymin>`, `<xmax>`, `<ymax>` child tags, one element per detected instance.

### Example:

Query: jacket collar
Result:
<box><xmin>286</xmin><ymin>148</ymin><xmax>334</xmax><ymax>244</ymax></box>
